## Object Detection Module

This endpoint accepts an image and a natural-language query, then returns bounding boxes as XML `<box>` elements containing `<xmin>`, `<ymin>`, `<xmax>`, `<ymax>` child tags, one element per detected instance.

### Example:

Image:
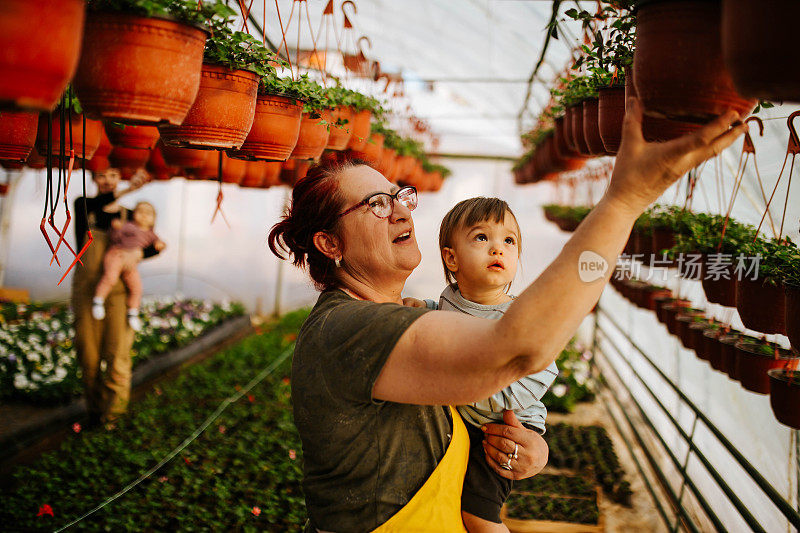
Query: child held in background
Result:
<box><xmin>92</xmin><ymin>201</ymin><xmax>165</xmax><ymax>332</ymax></box>
<box><xmin>405</xmin><ymin>197</ymin><xmax>558</xmax><ymax>532</ymax></box>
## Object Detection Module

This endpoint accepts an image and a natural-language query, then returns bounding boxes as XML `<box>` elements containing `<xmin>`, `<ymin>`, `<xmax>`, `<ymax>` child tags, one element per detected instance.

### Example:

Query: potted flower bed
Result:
<box><xmin>633</xmin><ymin>0</ymin><xmax>754</xmax><ymax>137</ymax></box>
<box><xmin>0</xmin><ymin>110</ymin><xmax>39</xmax><ymax>162</ymax></box>
<box><xmin>767</xmin><ymin>369</ymin><xmax>800</xmax><ymax>429</ymax></box>
<box><xmin>228</xmin><ymin>72</ymin><xmax>305</xmax><ymax>162</ymax></box>
<box><xmin>582</xmin><ymin>97</ymin><xmax>606</xmax><ymax>156</ymax></box>
<box><xmin>735</xmin><ymin>237</ymin><xmax>796</xmax><ymax>335</ymax></box>
<box><xmin>640</xmin><ymin>285</ymin><xmax>672</xmax><ymax>311</ymax></box>
<box><xmin>721</xmin><ymin>0</ymin><xmax>800</xmax><ymax>104</ymax></box>
<box><xmin>649</xmin><ymin>206</ymin><xmax>693</xmax><ymax>267</ymax></box>
<box><xmin>323</xmin><ymin>86</ymin><xmax>379</xmax><ymax>151</ymax></box>
<box><xmin>734</xmin><ymin>338</ymin><xmax>799</xmax><ymax>394</ymax></box>
<box><xmin>159</xmin><ymin>15</ymin><xmax>267</xmax><ymax>149</ymax></box>
<box><xmin>75</xmin><ymin>0</ymin><xmax>210</xmax><ymax>125</ymax></box>
<box><xmin>0</xmin><ymin>0</ymin><xmax>84</xmax><ymax>111</ymax></box>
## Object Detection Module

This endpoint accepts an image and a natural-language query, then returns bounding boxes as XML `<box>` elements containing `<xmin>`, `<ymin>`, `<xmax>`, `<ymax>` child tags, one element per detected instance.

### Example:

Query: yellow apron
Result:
<box><xmin>372</xmin><ymin>406</ymin><xmax>470</xmax><ymax>532</ymax></box>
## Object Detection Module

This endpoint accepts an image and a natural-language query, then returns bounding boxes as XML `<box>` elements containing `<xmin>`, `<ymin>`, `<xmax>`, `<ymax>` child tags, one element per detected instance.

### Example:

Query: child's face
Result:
<box><xmin>444</xmin><ymin>213</ymin><xmax>520</xmax><ymax>291</ymax></box>
<box><xmin>133</xmin><ymin>205</ymin><xmax>155</xmax><ymax>229</ymax></box>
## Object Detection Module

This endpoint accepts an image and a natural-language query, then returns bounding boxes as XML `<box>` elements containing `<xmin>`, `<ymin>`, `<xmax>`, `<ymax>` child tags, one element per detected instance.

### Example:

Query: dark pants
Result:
<box><xmin>461</xmin><ymin>422</ymin><xmax>513</xmax><ymax>524</ymax></box>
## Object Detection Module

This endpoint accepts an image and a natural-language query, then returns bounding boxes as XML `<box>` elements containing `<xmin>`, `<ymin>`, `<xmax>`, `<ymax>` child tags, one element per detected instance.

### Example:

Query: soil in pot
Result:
<box><xmin>0</xmin><ymin>0</ymin><xmax>84</xmax><ymax>111</ymax></box>
<box><xmin>582</xmin><ymin>98</ymin><xmax>606</xmax><ymax>155</ymax></box>
<box><xmin>734</xmin><ymin>340</ymin><xmax>798</xmax><ymax>394</ymax></box>
<box><xmin>74</xmin><ymin>12</ymin><xmax>207</xmax><ymax>125</ymax></box>
<box><xmin>722</xmin><ymin>0</ymin><xmax>800</xmax><ymax>104</ymax></box>
<box><xmin>0</xmin><ymin>110</ymin><xmax>38</xmax><ymax>162</ymax></box>
<box><xmin>767</xmin><ymin>369</ymin><xmax>800</xmax><ymax>429</ymax></box>
<box><xmin>290</xmin><ymin>111</ymin><xmax>333</xmax><ymax>160</ymax></box>
<box><xmin>784</xmin><ymin>283</ymin><xmax>800</xmax><ymax>351</ymax></box>
<box><xmin>598</xmin><ymin>85</ymin><xmax>626</xmax><ymax>154</ymax></box>
<box><xmin>634</xmin><ymin>0</ymin><xmax>754</xmax><ymax>127</ymax></box>
<box><xmin>159</xmin><ymin>63</ymin><xmax>259</xmax><ymax>150</ymax></box>
<box><xmin>228</xmin><ymin>93</ymin><xmax>303</xmax><ymax>161</ymax></box>
<box><xmin>735</xmin><ymin>277</ymin><xmax>786</xmax><ymax>335</ymax></box>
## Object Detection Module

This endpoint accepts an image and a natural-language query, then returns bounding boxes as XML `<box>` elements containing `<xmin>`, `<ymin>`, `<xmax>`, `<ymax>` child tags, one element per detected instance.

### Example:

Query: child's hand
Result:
<box><xmin>111</xmin><ymin>219</ymin><xmax>122</xmax><ymax>229</ymax></box>
<box><xmin>402</xmin><ymin>297</ymin><xmax>426</xmax><ymax>308</ymax></box>
<box><xmin>154</xmin><ymin>241</ymin><xmax>166</xmax><ymax>252</ymax></box>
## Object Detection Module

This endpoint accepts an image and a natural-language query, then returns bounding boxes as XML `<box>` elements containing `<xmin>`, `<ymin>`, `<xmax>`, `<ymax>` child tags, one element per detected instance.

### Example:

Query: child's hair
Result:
<box><xmin>438</xmin><ymin>197</ymin><xmax>521</xmax><ymax>286</ymax></box>
<box><xmin>133</xmin><ymin>201</ymin><xmax>156</xmax><ymax>229</ymax></box>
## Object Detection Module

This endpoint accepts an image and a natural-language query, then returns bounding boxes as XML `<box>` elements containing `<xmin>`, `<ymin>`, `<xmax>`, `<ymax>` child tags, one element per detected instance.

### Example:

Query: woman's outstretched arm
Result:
<box><xmin>373</xmin><ymin>99</ymin><xmax>747</xmax><ymax>406</ymax></box>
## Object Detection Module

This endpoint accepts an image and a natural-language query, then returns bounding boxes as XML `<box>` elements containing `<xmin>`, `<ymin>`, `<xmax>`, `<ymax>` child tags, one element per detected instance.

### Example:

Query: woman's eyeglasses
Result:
<box><xmin>337</xmin><ymin>186</ymin><xmax>418</xmax><ymax>219</ymax></box>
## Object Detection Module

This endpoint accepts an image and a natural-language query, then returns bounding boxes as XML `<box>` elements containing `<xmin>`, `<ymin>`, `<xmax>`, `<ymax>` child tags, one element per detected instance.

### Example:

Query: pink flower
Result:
<box><xmin>37</xmin><ymin>504</ymin><xmax>54</xmax><ymax>517</ymax></box>
<box><xmin>289</xmin><ymin>449</ymin><xmax>297</xmax><ymax>460</ymax></box>
<box><xmin>72</xmin><ymin>423</ymin><xmax>81</xmax><ymax>433</ymax></box>
<box><xmin>218</xmin><ymin>425</ymin><xmax>226</xmax><ymax>434</ymax></box>
<box><xmin>158</xmin><ymin>476</ymin><xmax>168</xmax><ymax>483</ymax></box>
<box><xmin>251</xmin><ymin>506</ymin><xmax>261</xmax><ymax>517</ymax></box>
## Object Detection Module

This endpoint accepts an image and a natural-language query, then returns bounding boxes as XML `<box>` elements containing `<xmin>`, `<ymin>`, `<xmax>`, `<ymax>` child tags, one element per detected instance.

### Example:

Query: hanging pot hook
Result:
<box><xmin>341</xmin><ymin>0</ymin><xmax>356</xmax><ymax>28</ymax></box>
<box><xmin>787</xmin><ymin>110</ymin><xmax>800</xmax><ymax>155</ymax></box>
<box><xmin>742</xmin><ymin>116</ymin><xmax>763</xmax><ymax>155</ymax></box>
<box><xmin>357</xmin><ymin>35</ymin><xmax>371</xmax><ymax>59</ymax></box>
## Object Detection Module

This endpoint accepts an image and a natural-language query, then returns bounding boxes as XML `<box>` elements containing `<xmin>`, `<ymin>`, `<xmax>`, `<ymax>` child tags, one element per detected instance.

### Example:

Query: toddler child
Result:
<box><xmin>92</xmin><ymin>201</ymin><xmax>165</xmax><ymax>332</ymax></box>
<box><xmin>406</xmin><ymin>197</ymin><xmax>558</xmax><ymax>532</ymax></box>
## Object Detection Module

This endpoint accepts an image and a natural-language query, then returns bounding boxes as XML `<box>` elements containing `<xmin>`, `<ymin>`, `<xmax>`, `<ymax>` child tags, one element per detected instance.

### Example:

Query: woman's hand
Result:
<box><xmin>481</xmin><ymin>410</ymin><xmax>548</xmax><ymax>480</ymax></box>
<box><xmin>402</xmin><ymin>297</ymin><xmax>426</xmax><ymax>308</ymax></box>
<box><xmin>605</xmin><ymin>97</ymin><xmax>747</xmax><ymax>217</ymax></box>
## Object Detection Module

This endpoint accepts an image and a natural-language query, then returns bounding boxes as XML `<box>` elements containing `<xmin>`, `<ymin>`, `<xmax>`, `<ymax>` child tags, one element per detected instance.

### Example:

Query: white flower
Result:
<box><xmin>552</xmin><ymin>384</ymin><xmax>568</xmax><ymax>398</ymax></box>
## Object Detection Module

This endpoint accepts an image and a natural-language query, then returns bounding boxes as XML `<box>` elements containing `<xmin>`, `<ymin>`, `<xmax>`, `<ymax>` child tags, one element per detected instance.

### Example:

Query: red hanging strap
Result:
<box><xmin>57</xmin><ymin>230</ymin><xmax>92</xmax><ymax>286</ymax></box>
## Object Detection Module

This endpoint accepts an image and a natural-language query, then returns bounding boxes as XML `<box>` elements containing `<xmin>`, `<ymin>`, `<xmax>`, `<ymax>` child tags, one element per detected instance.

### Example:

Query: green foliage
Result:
<box><xmin>86</xmin><ymin>0</ymin><xmax>229</xmax><ymax>26</ymax></box>
<box><xmin>541</xmin><ymin>340</ymin><xmax>596</xmax><ymax>413</ymax></box>
<box><xmin>322</xmin><ymin>86</ymin><xmax>385</xmax><ymax>117</ymax></box>
<box><xmin>672</xmin><ymin>213</ymin><xmax>758</xmax><ymax>255</ymax></box>
<box><xmin>260</xmin><ymin>73</ymin><xmax>328</xmax><ymax>115</ymax></box>
<box><xmin>739</xmin><ymin>236</ymin><xmax>800</xmax><ymax>286</ymax></box>
<box><xmin>0</xmin><ymin>309</ymin><xmax>311</xmax><ymax>531</ymax></box>
<box><xmin>505</xmin><ymin>492</ymin><xmax>599</xmax><ymax>524</ymax></box>
<box><xmin>202</xmin><ymin>7</ymin><xmax>278</xmax><ymax>77</ymax></box>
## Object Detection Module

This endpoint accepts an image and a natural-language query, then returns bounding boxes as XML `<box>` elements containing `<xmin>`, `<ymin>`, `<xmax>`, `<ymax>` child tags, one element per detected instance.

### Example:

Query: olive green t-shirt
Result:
<box><xmin>293</xmin><ymin>290</ymin><xmax>452</xmax><ymax>532</ymax></box>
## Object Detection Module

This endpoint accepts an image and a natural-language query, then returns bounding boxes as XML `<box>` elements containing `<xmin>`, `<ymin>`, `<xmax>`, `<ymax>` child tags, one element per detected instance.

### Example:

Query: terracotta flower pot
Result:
<box><xmin>35</xmin><ymin>112</ymin><xmax>103</xmax><ymax>161</ymax></box>
<box><xmin>570</xmin><ymin>102</ymin><xmax>592</xmax><ymax>156</ymax></box>
<box><xmin>0</xmin><ymin>0</ymin><xmax>84</xmax><ymax>111</ymax></box>
<box><xmin>197</xmin><ymin>151</ymin><xmax>247</xmax><ymax>184</ymax></box>
<box><xmin>735</xmin><ymin>341</ymin><xmax>798</xmax><ymax>394</ymax></box>
<box><xmin>662</xmin><ymin>300</ymin><xmax>692</xmax><ymax>333</ymax></box>
<box><xmin>350</xmin><ymin>133</ymin><xmax>384</xmax><ymax>165</ymax></box>
<box><xmin>395</xmin><ymin>155</ymin><xmax>417</xmax><ymax>184</ymax></box>
<box><xmin>564</xmin><ymin>105</ymin><xmax>580</xmax><ymax>152</ymax></box>
<box><xmin>0</xmin><ymin>110</ymin><xmax>39</xmax><ymax>162</ymax></box>
<box><xmin>86</xmin><ymin>156</ymin><xmax>110</xmax><ymax>174</ymax></box>
<box><xmin>633</xmin><ymin>0</ymin><xmax>754</xmax><ymax>127</ymax></box>
<box><xmin>25</xmin><ymin>147</ymin><xmax>47</xmax><ymax>169</ymax></box>
<box><xmin>641</xmin><ymin>286</ymin><xmax>672</xmax><ymax>311</ymax></box>
<box><xmin>784</xmin><ymin>283</ymin><xmax>800</xmax><ymax>351</ymax></box>
<box><xmin>722</xmin><ymin>0</ymin><xmax>800</xmax><ymax>104</ymax></box>
<box><xmin>554</xmin><ymin>116</ymin><xmax>585</xmax><ymax>165</ymax></box>
<box><xmin>280</xmin><ymin>158</ymin><xmax>311</xmax><ymax>186</ymax></box>
<box><xmin>109</xmin><ymin>146</ymin><xmax>151</xmax><ymax>179</ymax></box>
<box><xmin>598</xmin><ymin>86</ymin><xmax>626</xmax><ymax>154</ymax></box>
<box><xmin>703</xmin><ymin>328</ymin><xmax>726</xmax><ymax>371</ymax></box>
<box><xmin>263</xmin><ymin>161</ymin><xmax>282</xmax><ymax>187</ymax></box>
<box><xmin>346</xmin><ymin>109</ymin><xmax>372</xmax><ymax>151</ymax></box>
<box><xmin>104</xmin><ymin>124</ymin><xmax>159</xmax><ymax>150</ymax></box>
<box><xmin>701</xmin><ymin>260</ymin><xmax>737</xmax><ymax>307</ymax></box>
<box><xmin>547</xmin><ymin>133</ymin><xmax>583</xmax><ymax>173</ymax></box>
<box><xmin>675</xmin><ymin>310</ymin><xmax>704</xmax><ymax>346</ymax></box>
<box><xmin>158</xmin><ymin>140</ymin><xmax>208</xmax><ymax>170</ymax></box>
<box><xmin>159</xmin><ymin>63</ymin><xmax>259</xmax><ymax>150</ymax></box>
<box><xmin>735</xmin><ymin>277</ymin><xmax>786</xmax><ymax>334</ymax></box>
<box><xmin>325</xmin><ymin>106</ymin><xmax>354</xmax><ymax>150</ymax></box>
<box><xmin>377</xmin><ymin>148</ymin><xmax>399</xmax><ymax>182</ymax></box>
<box><xmin>74</xmin><ymin>12</ymin><xmax>207</xmax><ymax>125</ymax></box>
<box><xmin>767</xmin><ymin>369</ymin><xmax>800</xmax><ymax>429</ymax></box>
<box><xmin>290</xmin><ymin>111</ymin><xmax>332</xmax><ymax>160</ymax></box>
<box><xmin>228</xmin><ymin>93</ymin><xmax>303</xmax><ymax>161</ymax></box>
<box><xmin>240</xmin><ymin>160</ymin><xmax>268</xmax><ymax>188</ymax></box>
<box><xmin>582</xmin><ymin>98</ymin><xmax>606</xmax><ymax>156</ymax></box>
<box><xmin>146</xmin><ymin>145</ymin><xmax>179</xmax><ymax>180</ymax></box>
<box><xmin>643</xmin><ymin>115</ymin><xmax>701</xmax><ymax>143</ymax></box>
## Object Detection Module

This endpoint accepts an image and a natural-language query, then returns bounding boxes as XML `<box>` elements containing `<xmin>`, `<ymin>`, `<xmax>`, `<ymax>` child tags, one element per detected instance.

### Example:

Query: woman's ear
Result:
<box><xmin>313</xmin><ymin>231</ymin><xmax>341</xmax><ymax>261</ymax></box>
<box><xmin>441</xmin><ymin>247</ymin><xmax>458</xmax><ymax>275</ymax></box>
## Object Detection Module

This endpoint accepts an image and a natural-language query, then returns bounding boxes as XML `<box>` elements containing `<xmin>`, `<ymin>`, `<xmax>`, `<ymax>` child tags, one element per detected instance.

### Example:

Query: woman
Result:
<box><xmin>268</xmin><ymin>99</ymin><xmax>746</xmax><ymax>532</ymax></box>
<box><xmin>72</xmin><ymin>168</ymin><xmax>159</xmax><ymax>426</ymax></box>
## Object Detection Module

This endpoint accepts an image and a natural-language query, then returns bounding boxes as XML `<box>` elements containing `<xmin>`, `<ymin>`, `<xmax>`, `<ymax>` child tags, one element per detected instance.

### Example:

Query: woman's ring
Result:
<box><xmin>511</xmin><ymin>442</ymin><xmax>519</xmax><ymax>460</ymax></box>
<box><xmin>500</xmin><ymin>458</ymin><xmax>513</xmax><ymax>471</ymax></box>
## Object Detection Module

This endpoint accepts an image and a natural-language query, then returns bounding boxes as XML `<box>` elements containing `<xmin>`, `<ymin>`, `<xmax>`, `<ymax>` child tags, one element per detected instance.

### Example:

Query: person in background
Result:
<box><xmin>91</xmin><ymin>201</ymin><xmax>165</xmax><ymax>332</ymax></box>
<box><xmin>72</xmin><ymin>168</ymin><xmax>160</xmax><ymax>427</ymax></box>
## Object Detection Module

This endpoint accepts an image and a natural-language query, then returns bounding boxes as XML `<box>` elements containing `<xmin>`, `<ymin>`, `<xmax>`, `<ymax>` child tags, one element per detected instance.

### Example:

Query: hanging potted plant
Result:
<box><xmin>721</xmin><ymin>0</ymin><xmax>800</xmax><ymax>104</ymax></box>
<box><xmin>35</xmin><ymin>95</ymin><xmax>104</xmax><ymax>163</ymax></box>
<box><xmin>346</xmin><ymin>91</ymin><xmax>384</xmax><ymax>151</ymax></box>
<box><xmin>109</xmin><ymin>145</ymin><xmax>151</xmax><ymax>174</ymax></box>
<box><xmin>157</xmin><ymin>140</ymin><xmax>208</xmax><ymax>171</ymax></box>
<box><xmin>349</xmin><ymin>126</ymin><xmax>385</xmax><ymax>166</ymax></box>
<box><xmin>146</xmin><ymin>145</ymin><xmax>179</xmax><ymax>180</ymax></box>
<box><xmin>768</xmin><ymin>369</ymin><xmax>800</xmax><ymax>429</ymax></box>
<box><xmin>263</xmin><ymin>161</ymin><xmax>282</xmax><ymax>187</ymax></box>
<box><xmin>75</xmin><ymin>0</ymin><xmax>211</xmax><ymax>125</ymax></box>
<box><xmin>289</xmin><ymin>76</ymin><xmax>333</xmax><ymax>160</ymax></box>
<box><xmin>228</xmin><ymin>71</ymin><xmax>304</xmax><ymax>162</ymax></box>
<box><xmin>0</xmin><ymin>0</ymin><xmax>84</xmax><ymax>111</ymax></box>
<box><xmin>86</xmin><ymin>128</ymin><xmax>113</xmax><ymax>173</ymax></box>
<box><xmin>649</xmin><ymin>206</ymin><xmax>694</xmax><ymax>268</ymax></box>
<box><xmin>159</xmin><ymin>15</ymin><xmax>267</xmax><ymax>149</ymax></box>
<box><xmin>633</xmin><ymin>0</ymin><xmax>755</xmax><ymax>139</ymax></box>
<box><xmin>0</xmin><ymin>110</ymin><xmax>39</xmax><ymax>162</ymax></box>
<box><xmin>104</xmin><ymin>123</ymin><xmax>159</xmax><ymax>150</ymax></box>
<box><xmin>561</xmin><ymin>76</ymin><xmax>596</xmax><ymax>156</ymax></box>
<box><xmin>734</xmin><ymin>338</ymin><xmax>799</xmax><ymax>395</ymax></box>
<box><xmin>322</xmin><ymin>86</ymin><xmax>355</xmax><ymax>151</ymax></box>
<box><xmin>240</xmin><ymin>160</ymin><xmax>268</xmax><ymax>188</ymax></box>
<box><xmin>735</xmin><ymin>237</ymin><xmax>796</xmax><ymax>335</ymax></box>
<box><xmin>783</xmin><ymin>254</ymin><xmax>800</xmax><ymax>351</ymax></box>
<box><xmin>280</xmin><ymin>158</ymin><xmax>312</xmax><ymax>186</ymax></box>
<box><xmin>196</xmin><ymin>151</ymin><xmax>246</xmax><ymax>183</ymax></box>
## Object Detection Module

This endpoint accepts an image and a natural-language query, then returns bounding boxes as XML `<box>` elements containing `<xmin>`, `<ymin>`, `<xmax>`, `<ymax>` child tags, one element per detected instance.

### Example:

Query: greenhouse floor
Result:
<box><xmin>0</xmin><ymin>314</ymin><xmax>254</xmax><ymax>481</ymax></box>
